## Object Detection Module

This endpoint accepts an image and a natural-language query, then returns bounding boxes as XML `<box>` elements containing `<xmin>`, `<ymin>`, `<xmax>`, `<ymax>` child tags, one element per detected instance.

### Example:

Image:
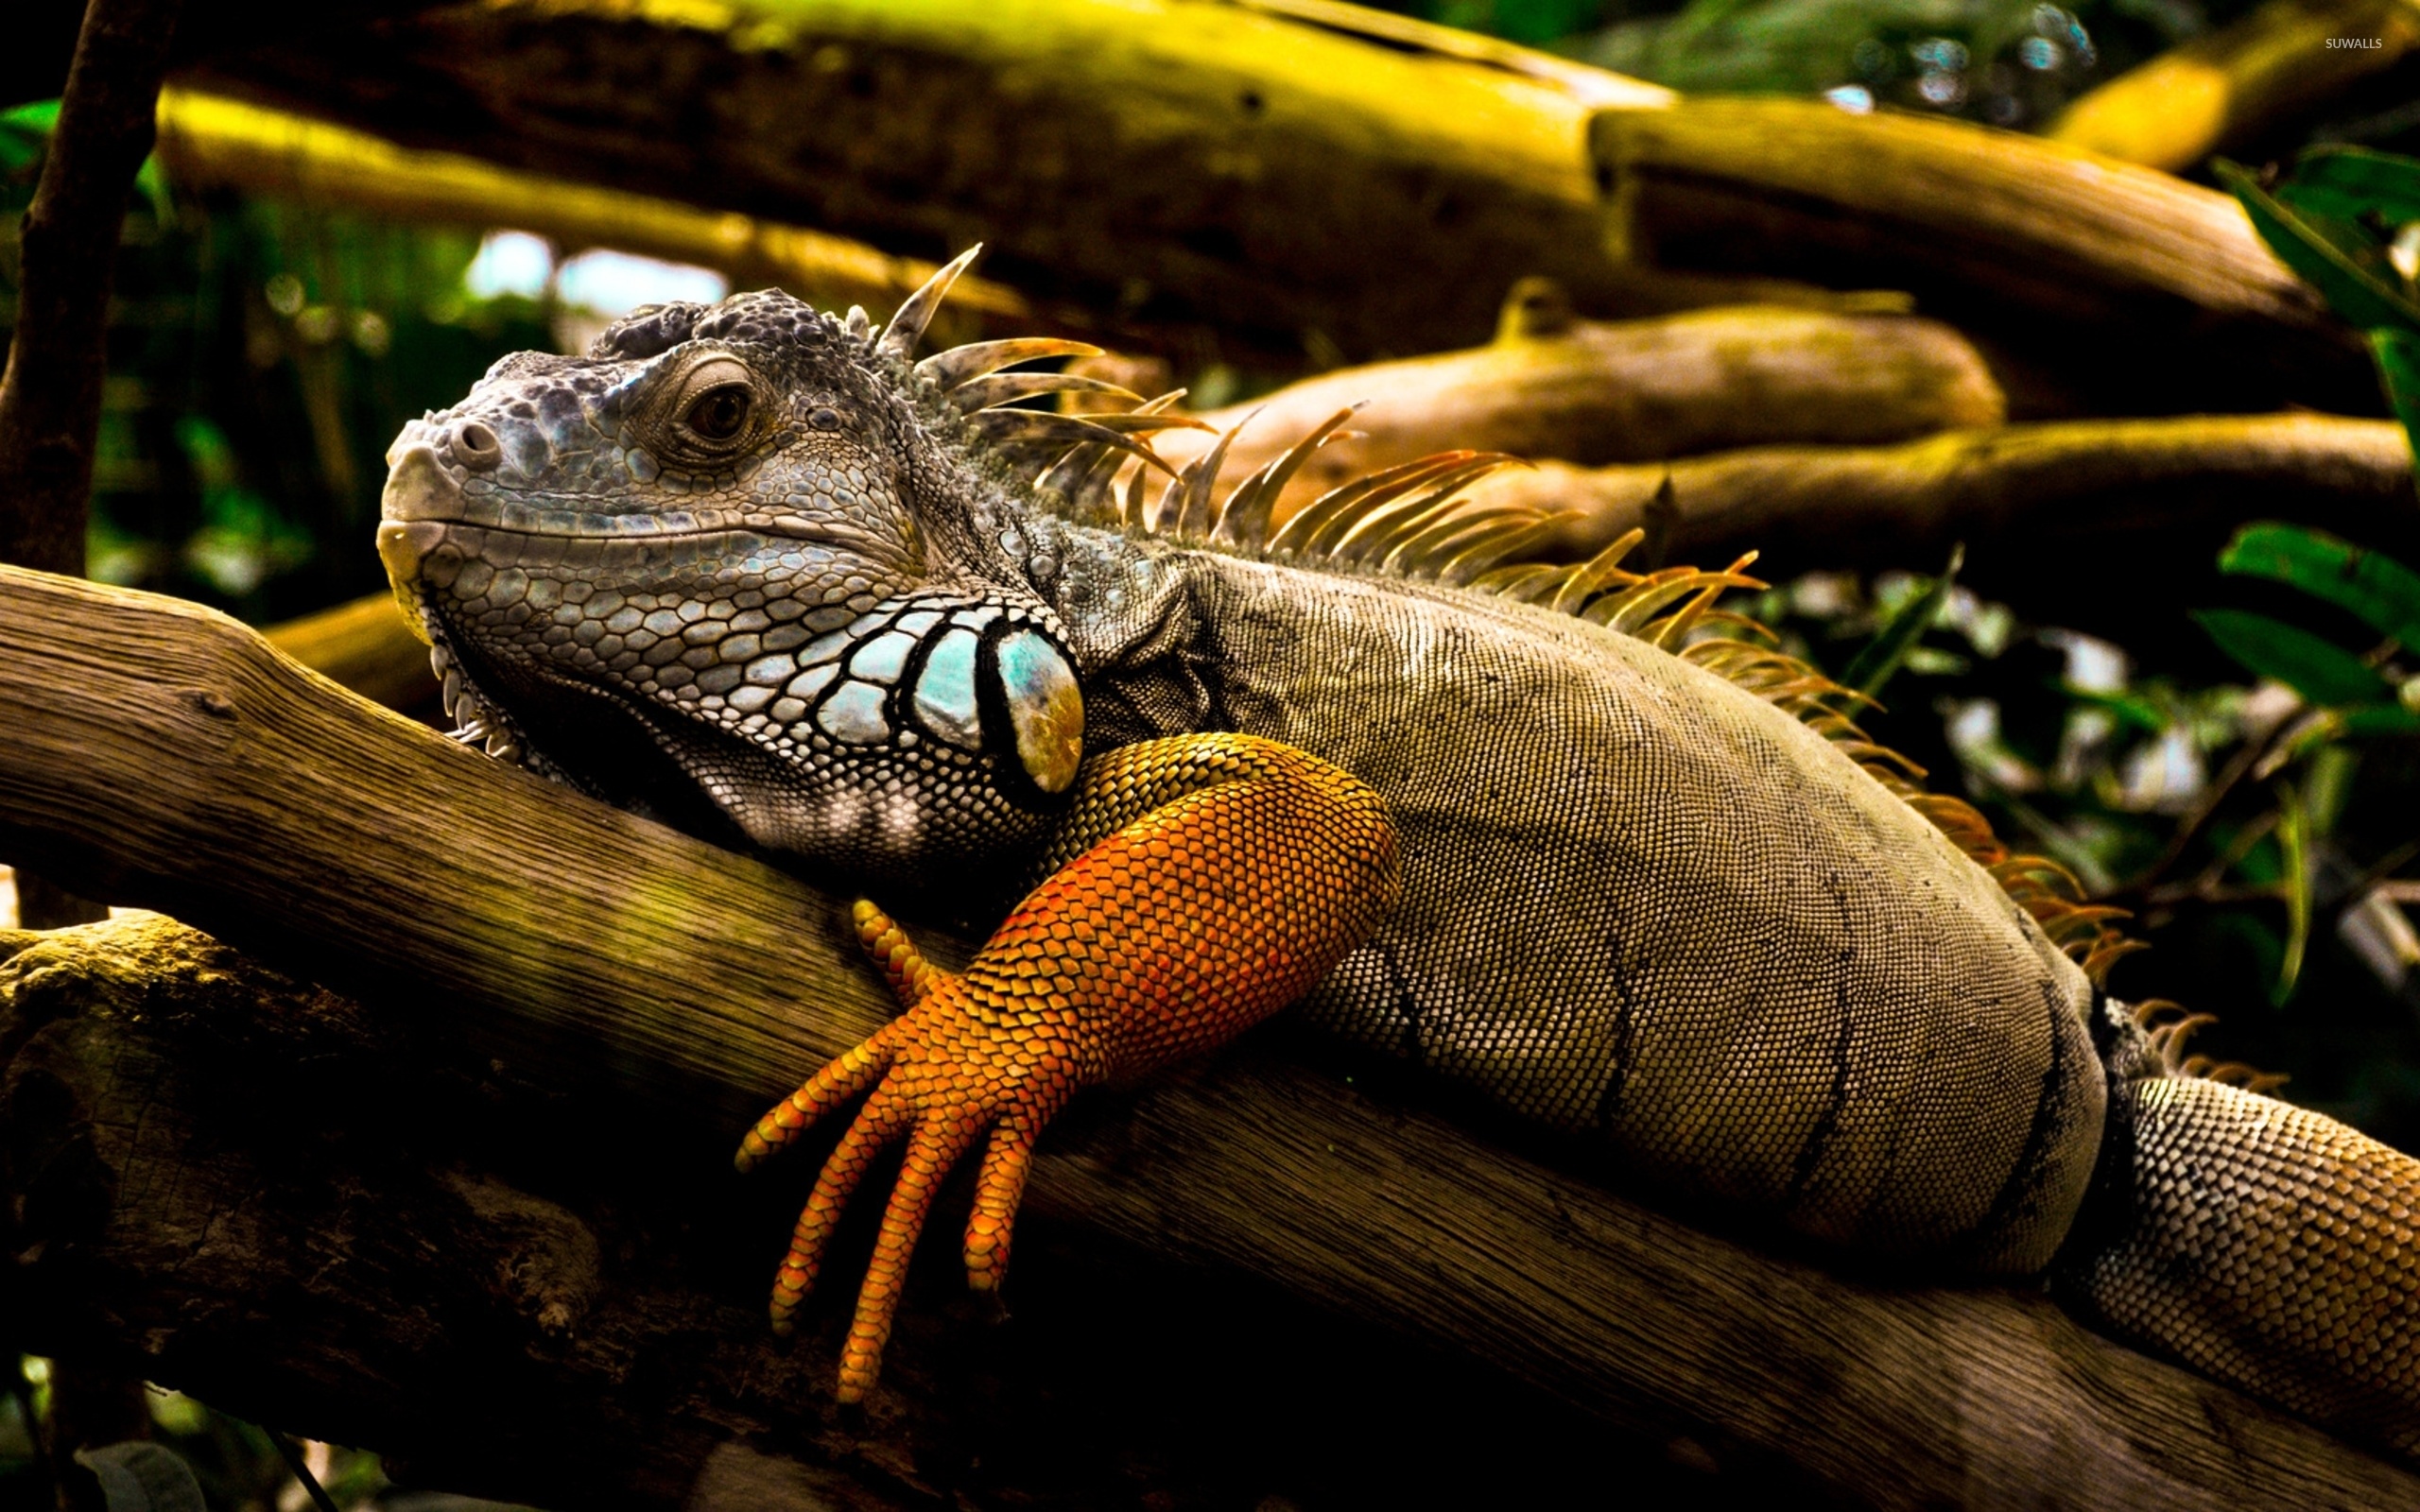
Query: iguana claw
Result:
<box><xmin>735</xmin><ymin>733</ymin><xmax>1400</xmax><ymax>1403</ymax></box>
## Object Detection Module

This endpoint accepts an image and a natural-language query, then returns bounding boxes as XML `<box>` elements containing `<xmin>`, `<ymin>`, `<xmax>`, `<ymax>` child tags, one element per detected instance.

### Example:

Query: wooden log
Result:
<box><xmin>2048</xmin><ymin>0</ymin><xmax>2420</xmax><ymax>174</ymax></box>
<box><xmin>0</xmin><ymin>564</ymin><xmax>2413</xmax><ymax>1506</ymax></box>
<box><xmin>1589</xmin><ymin>98</ymin><xmax>2379</xmax><ymax>417</ymax></box>
<box><xmin>1149</xmin><ymin>296</ymin><xmax>2004</xmax><ymax>523</ymax></box>
<box><xmin>150</xmin><ymin>85</ymin><xmax>1036</xmax><ymax>336</ymax></box>
<box><xmin>172</xmin><ymin>0</ymin><xmax>1906</xmax><ymax>369</ymax></box>
<box><xmin>1486</xmin><ymin>413</ymin><xmax>2413</xmax><ymax>653</ymax></box>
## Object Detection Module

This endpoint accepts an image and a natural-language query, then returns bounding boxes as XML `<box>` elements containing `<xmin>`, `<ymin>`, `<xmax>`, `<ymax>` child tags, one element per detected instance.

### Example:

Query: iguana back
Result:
<box><xmin>1063</xmin><ymin>545</ymin><xmax>2100</xmax><ymax>1271</ymax></box>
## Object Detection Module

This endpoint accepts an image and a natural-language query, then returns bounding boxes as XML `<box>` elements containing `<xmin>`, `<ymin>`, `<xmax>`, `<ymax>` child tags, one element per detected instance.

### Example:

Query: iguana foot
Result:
<box><xmin>735</xmin><ymin>733</ymin><xmax>1399</xmax><ymax>1402</ymax></box>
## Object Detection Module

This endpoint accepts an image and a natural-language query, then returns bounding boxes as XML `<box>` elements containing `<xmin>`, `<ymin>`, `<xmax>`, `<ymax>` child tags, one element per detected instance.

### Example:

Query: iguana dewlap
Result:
<box><xmin>376</xmin><ymin>255</ymin><xmax>2420</xmax><ymax>1450</ymax></box>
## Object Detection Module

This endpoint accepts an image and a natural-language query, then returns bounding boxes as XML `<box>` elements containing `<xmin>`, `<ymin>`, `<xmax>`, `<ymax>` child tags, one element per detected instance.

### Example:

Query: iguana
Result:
<box><xmin>375</xmin><ymin>250</ymin><xmax>2420</xmax><ymax>1456</ymax></box>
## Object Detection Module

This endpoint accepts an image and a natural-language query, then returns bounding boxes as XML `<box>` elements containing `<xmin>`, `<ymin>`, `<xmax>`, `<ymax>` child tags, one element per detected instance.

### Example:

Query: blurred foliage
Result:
<box><xmin>0</xmin><ymin>1356</ymin><xmax>520</xmax><ymax>1512</ymax></box>
<box><xmin>0</xmin><ymin>100</ymin><xmax>553</xmax><ymax>626</ymax></box>
<box><xmin>1378</xmin><ymin>0</ymin><xmax>2279</xmax><ymax>130</ymax></box>
<box><xmin>2222</xmin><ymin>145</ymin><xmax>2420</xmax><ymax>471</ymax></box>
<box><xmin>1746</xmin><ymin>528</ymin><xmax>2420</xmax><ymax>1145</ymax></box>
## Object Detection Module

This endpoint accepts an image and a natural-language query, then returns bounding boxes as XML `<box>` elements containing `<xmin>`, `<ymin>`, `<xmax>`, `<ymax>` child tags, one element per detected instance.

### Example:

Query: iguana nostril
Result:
<box><xmin>455</xmin><ymin>421</ymin><xmax>502</xmax><ymax>470</ymax></box>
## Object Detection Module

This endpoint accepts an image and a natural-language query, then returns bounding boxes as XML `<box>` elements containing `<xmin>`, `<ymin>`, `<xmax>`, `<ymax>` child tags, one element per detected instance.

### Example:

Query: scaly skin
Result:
<box><xmin>732</xmin><ymin>733</ymin><xmax>1398</xmax><ymax>1401</ymax></box>
<box><xmin>379</xmin><ymin>269</ymin><xmax>2420</xmax><ymax>1453</ymax></box>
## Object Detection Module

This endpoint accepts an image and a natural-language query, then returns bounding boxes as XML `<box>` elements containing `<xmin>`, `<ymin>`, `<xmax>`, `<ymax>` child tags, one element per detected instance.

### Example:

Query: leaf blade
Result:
<box><xmin>2217</xmin><ymin>523</ymin><xmax>2420</xmax><ymax>647</ymax></box>
<box><xmin>2192</xmin><ymin>609</ymin><xmax>2389</xmax><ymax>707</ymax></box>
<box><xmin>1841</xmin><ymin>542</ymin><xmax>1962</xmax><ymax>701</ymax></box>
<box><xmin>2278</xmin><ymin>145</ymin><xmax>2420</xmax><ymax>225</ymax></box>
<box><xmin>2217</xmin><ymin>159</ymin><xmax>2420</xmax><ymax>334</ymax></box>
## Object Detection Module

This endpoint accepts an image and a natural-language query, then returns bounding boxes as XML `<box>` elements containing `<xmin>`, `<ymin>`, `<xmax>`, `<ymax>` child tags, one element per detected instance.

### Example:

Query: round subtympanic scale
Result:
<box><xmin>994</xmin><ymin>628</ymin><xmax>1082</xmax><ymax>794</ymax></box>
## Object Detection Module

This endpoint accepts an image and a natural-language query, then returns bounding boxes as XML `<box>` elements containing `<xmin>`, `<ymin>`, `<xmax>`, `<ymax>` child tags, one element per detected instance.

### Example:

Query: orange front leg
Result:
<box><xmin>735</xmin><ymin>732</ymin><xmax>1399</xmax><ymax>1402</ymax></box>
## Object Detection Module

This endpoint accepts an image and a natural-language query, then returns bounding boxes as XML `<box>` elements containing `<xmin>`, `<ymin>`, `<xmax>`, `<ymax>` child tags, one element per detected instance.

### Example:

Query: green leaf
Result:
<box><xmin>0</xmin><ymin>98</ymin><xmax>60</xmax><ymax>133</ymax></box>
<box><xmin>2218</xmin><ymin>158</ymin><xmax>2420</xmax><ymax>334</ymax></box>
<box><xmin>2218</xmin><ymin>523</ymin><xmax>2420</xmax><ymax>645</ymax></box>
<box><xmin>2274</xmin><ymin>783</ymin><xmax>2310</xmax><ymax>1004</ymax></box>
<box><xmin>2192</xmin><ymin>609</ymin><xmax>2390</xmax><ymax>706</ymax></box>
<box><xmin>2060</xmin><ymin>685</ymin><xmax>2168</xmax><ymax>735</ymax></box>
<box><xmin>2279</xmin><ymin>145</ymin><xmax>2420</xmax><ymax>225</ymax></box>
<box><xmin>0</xmin><ymin>97</ymin><xmax>59</xmax><ymax>180</ymax></box>
<box><xmin>1842</xmin><ymin>543</ymin><xmax>1962</xmax><ymax>701</ymax></box>
<box><xmin>2337</xmin><ymin>704</ymin><xmax>2420</xmax><ymax>737</ymax></box>
<box><xmin>2375</xmin><ymin>328</ymin><xmax>2420</xmax><ymax>472</ymax></box>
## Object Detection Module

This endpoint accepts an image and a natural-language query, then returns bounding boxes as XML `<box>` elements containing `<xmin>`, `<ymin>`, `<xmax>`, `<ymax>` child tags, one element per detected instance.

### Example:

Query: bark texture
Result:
<box><xmin>1590</xmin><ymin>98</ymin><xmax>2378</xmax><ymax>417</ymax></box>
<box><xmin>1492</xmin><ymin>413</ymin><xmax>2413</xmax><ymax>660</ymax></box>
<box><xmin>260</xmin><ymin>589</ymin><xmax>440</xmax><ymax>713</ymax></box>
<box><xmin>151</xmin><ymin>87</ymin><xmax>1036</xmax><ymax>337</ymax></box>
<box><xmin>165</xmin><ymin>0</ymin><xmax>1914</xmax><ymax>372</ymax></box>
<box><xmin>1150</xmin><ymin>300</ymin><xmax>2005</xmax><ymax>523</ymax></box>
<box><xmin>0</xmin><ymin>566</ymin><xmax>2414</xmax><ymax>1508</ymax></box>
<box><xmin>2</xmin><ymin>915</ymin><xmax>1737</xmax><ymax>1511</ymax></box>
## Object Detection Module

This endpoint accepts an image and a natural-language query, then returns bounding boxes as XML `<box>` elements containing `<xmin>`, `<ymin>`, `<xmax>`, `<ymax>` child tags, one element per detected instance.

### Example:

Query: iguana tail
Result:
<box><xmin>2056</xmin><ymin>1074</ymin><xmax>2420</xmax><ymax>1456</ymax></box>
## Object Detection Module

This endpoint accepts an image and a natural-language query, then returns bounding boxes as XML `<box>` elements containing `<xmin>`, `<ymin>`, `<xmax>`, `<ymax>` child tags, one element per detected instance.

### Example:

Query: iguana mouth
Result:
<box><xmin>379</xmin><ymin>440</ymin><xmax>900</xmax><ymax>556</ymax></box>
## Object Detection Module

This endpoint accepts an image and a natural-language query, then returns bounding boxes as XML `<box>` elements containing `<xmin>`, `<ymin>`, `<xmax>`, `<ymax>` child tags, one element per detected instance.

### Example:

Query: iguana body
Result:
<box><xmin>377</xmin><ymin>260</ymin><xmax>2420</xmax><ymax>1452</ymax></box>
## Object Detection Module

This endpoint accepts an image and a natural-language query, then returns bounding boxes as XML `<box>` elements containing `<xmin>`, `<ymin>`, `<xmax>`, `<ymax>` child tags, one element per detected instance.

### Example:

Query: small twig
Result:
<box><xmin>268</xmin><ymin>1432</ymin><xmax>339</xmax><ymax>1512</ymax></box>
<box><xmin>2344</xmin><ymin>841</ymin><xmax>2420</xmax><ymax>903</ymax></box>
<box><xmin>2119</xmin><ymin>697</ymin><xmax>2305</xmax><ymax>900</ymax></box>
<box><xmin>2145</xmin><ymin>809</ymin><xmax>2282</xmax><ymax>909</ymax></box>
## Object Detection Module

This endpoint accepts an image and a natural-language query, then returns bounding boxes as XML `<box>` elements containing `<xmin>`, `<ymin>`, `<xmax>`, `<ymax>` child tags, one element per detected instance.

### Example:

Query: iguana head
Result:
<box><xmin>376</xmin><ymin>251</ymin><xmax>1120</xmax><ymax>884</ymax></box>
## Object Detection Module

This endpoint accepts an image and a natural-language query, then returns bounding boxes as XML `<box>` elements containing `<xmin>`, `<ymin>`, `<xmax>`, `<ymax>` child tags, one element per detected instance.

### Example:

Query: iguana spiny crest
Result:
<box><xmin>380</xmin><ymin>248</ymin><xmax>2162</xmax><ymax>988</ymax></box>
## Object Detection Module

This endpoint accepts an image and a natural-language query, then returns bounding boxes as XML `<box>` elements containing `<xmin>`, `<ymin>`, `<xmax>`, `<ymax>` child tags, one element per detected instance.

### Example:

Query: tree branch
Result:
<box><xmin>0</xmin><ymin>0</ymin><xmax>185</xmax><ymax>932</ymax></box>
<box><xmin>1491</xmin><ymin>413</ymin><xmax>2411</xmax><ymax>648</ymax></box>
<box><xmin>1589</xmin><ymin>98</ymin><xmax>2378</xmax><ymax>417</ymax></box>
<box><xmin>9</xmin><ymin>913</ymin><xmax>1758</xmax><ymax>1510</ymax></box>
<box><xmin>1149</xmin><ymin>300</ymin><xmax>2004</xmax><ymax>524</ymax></box>
<box><xmin>0</xmin><ymin>566</ymin><xmax>2412</xmax><ymax>1505</ymax></box>
<box><xmin>149</xmin><ymin>86</ymin><xmax>1036</xmax><ymax>337</ymax></box>
<box><xmin>162</xmin><ymin>0</ymin><xmax>1920</xmax><ymax>370</ymax></box>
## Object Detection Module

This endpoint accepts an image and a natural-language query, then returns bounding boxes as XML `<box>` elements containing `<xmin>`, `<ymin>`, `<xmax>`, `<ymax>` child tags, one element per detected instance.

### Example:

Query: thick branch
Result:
<box><xmin>1509</xmin><ymin>411</ymin><xmax>2410</xmax><ymax>558</ymax></box>
<box><xmin>163</xmin><ymin>0</ymin><xmax>1921</xmax><ymax>369</ymax></box>
<box><xmin>259</xmin><ymin>589</ymin><xmax>437</xmax><ymax>711</ymax></box>
<box><xmin>150</xmin><ymin>86</ymin><xmax>1035</xmax><ymax>335</ymax></box>
<box><xmin>1589</xmin><ymin>98</ymin><xmax>2377</xmax><ymax>417</ymax></box>
<box><xmin>1488</xmin><ymin>414</ymin><xmax>2412</xmax><ymax>655</ymax></box>
<box><xmin>7</xmin><ymin>914</ymin><xmax>1739</xmax><ymax>1510</ymax></box>
<box><xmin>1</xmin><ymin>0</ymin><xmax>186</xmax><ymax>932</ymax></box>
<box><xmin>0</xmin><ymin>567</ymin><xmax>2413</xmax><ymax>1504</ymax></box>
<box><xmin>1149</xmin><ymin>301</ymin><xmax>2004</xmax><ymax>524</ymax></box>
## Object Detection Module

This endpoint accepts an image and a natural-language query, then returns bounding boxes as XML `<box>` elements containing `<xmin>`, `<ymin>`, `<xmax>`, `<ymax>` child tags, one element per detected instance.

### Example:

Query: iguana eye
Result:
<box><xmin>687</xmin><ymin>387</ymin><xmax>750</xmax><ymax>440</ymax></box>
<box><xmin>645</xmin><ymin>352</ymin><xmax>766</xmax><ymax>463</ymax></box>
